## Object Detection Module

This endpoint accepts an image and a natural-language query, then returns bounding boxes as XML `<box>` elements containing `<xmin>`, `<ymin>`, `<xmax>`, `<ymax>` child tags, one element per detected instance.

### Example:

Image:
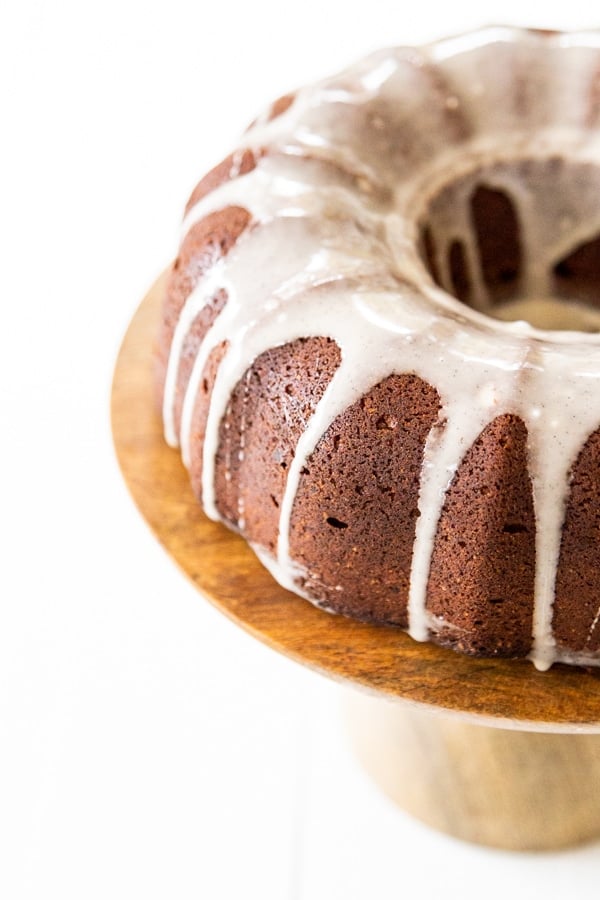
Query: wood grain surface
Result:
<box><xmin>111</xmin><ymin>272</ymin><xmax>600</xmax><ymax>733</ymax></box>
<box><xmin>345</xmin><ymin>690</ymin><xmax>600</xmax><ymax>849</ymax></box>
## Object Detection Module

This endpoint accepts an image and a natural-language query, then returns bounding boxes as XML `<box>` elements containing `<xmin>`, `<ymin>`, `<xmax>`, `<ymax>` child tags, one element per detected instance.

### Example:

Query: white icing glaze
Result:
<box><xmin>162</xmin><ymin>27</ymin><xmax>600</xmax><ymax>669</ymax></box>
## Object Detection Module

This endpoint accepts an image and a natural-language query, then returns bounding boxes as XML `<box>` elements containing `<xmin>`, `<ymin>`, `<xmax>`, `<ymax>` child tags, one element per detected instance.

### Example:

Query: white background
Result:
<box><xmin>3</xmin><ymin>1</ymin><xmax>600</xmax><ymax>897</ymax></box>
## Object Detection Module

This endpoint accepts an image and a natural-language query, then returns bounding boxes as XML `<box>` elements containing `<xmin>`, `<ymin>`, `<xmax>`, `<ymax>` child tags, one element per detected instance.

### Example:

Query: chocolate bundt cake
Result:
<box><xmin>157</xmin><ymin>26</ymin><xmax>600</xmax><ymax>670</ymax></box>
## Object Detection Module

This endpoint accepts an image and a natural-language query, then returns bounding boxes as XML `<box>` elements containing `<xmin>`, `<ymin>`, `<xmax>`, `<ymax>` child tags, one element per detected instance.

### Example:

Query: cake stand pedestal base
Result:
<box><xmin>345</xmin><ymin>690</ymin><xmax>600</xmax><ymax>850</ymax></box>
<box><xmin>112</xmin><ymin>272</ymin><xmax>600</xmax><ymax>854</ymax></box>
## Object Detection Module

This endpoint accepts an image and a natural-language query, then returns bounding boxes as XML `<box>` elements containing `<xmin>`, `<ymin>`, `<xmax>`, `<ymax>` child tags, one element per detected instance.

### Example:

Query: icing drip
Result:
<box><xmin>162</xmin><ymin>27</ymin><xmax>600</xmax><ymax>668</ymax></box>
<box><xmin>163</xmin><ymin>260</ymin><xmax>226</xmax><ymax>447</ymax></box>
<box><xmin>525</xmin><ymin>341</ymin><xmax>600</xmax><ymax>668</ymax></box>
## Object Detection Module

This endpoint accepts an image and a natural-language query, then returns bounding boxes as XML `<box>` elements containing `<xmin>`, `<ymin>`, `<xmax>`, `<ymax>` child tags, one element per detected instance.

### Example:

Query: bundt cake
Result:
<box><xmin>156</xmin><ymin>26</ymin><xmax>600</xmax><ymax>670</ymax></box>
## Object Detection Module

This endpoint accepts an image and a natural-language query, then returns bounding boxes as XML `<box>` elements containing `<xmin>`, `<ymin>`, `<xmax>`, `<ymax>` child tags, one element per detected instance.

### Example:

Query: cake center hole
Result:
<box><xmin>418</xmin><ymin>157</ymin><xmax>600</xmax><ymax>331</ymax></box>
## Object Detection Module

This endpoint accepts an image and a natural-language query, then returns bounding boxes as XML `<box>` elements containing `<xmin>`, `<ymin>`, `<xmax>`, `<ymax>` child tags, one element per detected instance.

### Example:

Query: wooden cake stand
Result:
<box><xmin>112</xmin><ymin>273</ymin><xmax>600</xmax><ymax>852</ymax></box>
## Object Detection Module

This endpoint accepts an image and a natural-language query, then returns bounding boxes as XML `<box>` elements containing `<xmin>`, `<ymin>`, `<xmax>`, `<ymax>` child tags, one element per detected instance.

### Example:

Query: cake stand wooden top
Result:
<box><xmin>111</xmin><ymin>272</ymin><xmax>600</xmax><ymax>733</ymax></box>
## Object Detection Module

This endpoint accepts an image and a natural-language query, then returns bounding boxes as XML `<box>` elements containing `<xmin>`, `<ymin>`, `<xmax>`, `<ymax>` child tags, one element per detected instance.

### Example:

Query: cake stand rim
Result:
<box><xmin>110</xmin><ymin>270</ymin><xmax>600</xmax><ymax>734</ymax></box>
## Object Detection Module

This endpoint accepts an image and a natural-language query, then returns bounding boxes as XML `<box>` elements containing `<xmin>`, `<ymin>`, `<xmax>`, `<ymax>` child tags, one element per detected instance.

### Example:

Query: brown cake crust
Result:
<box><xmin>156</xmin><ymin>207</ymin><xmax>251</xmax><ymax>413</ymax></box>
<box><xmin>469</xmin><ymin>185</ymin><xmax>522</xmax><ymax>303</ymax></box>
<box><xmin>213</xmin><ymin>338</ymin><xmax>342</xmax><ymax>552</ymax></box>
<box><xmin>554</xmin><ymin>427</ymin><xmax>600</xmax><ymax>652</ymax></box>
<box><xmin>426</xmin><ymin>414</ymin><xmax>535</xmax><ymax>657</ymax></box>
<box><xmin>553</xmin><ymin>235</ymin><xmax>600</xmax><ymax>306</ymax></box>
<box><xmin>288</xmin><ymin>374</ymin><xmax>441</xmax><ymax>626</ymax></box>
<box><xmin>170</xmin><ymin>289</ymin><xmax>228</xmax><ymax>439</ymax></box>
<box><xmin>184</xmin><ymin>149</ymin><xmax>263</xmax><ymax>216</ymax></box>
<box><xmin>188</xmin><ymin>341</ymin><xmax>229</xmax><ymax>505</ymax></box>
<box><xmin>268</xmin><ymin>93</ymin><xmax>295</xmax><ymax>121</ymax></box>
